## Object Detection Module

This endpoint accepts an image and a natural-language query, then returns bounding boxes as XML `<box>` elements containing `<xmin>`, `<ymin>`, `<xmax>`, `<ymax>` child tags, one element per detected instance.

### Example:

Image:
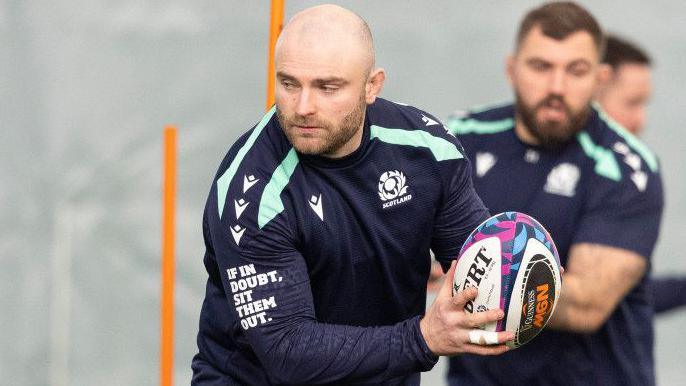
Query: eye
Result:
<box><xmin>568</xmin><ymin>66</ymin><xmax>590</xmax><ymax>77</ymax></box>
<box><xmin>567</xmin><ymin>62</ymin><xmax>591</xmax><ymax>77</ymax></box>
<box><xmin>321</xmin><ymin>85</ymin><xmax>339</xmax><ymax>93</ymax></box>
<box><xmin>280</xmin><ymin>80</ymin><xmax>297</xmax><ymax>90</ymax></box>
<box><xmin>528</xmin><ymin>60</ymin><xmax>550</xmax><ymax>72</ymax></box>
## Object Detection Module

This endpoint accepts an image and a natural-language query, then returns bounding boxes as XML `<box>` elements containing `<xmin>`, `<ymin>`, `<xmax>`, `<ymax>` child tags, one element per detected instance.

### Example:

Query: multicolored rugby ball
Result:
<box><xmin>452</xmin><ymin>212</ymin><xmax>562</xmax><ymax>348</ymax></box>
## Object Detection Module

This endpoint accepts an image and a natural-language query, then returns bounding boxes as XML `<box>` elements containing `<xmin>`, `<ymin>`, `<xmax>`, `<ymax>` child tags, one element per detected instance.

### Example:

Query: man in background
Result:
<box><xmin>597</xmin><ymin>34</ymin><xmax>686</xmax><ymax>314</ymax></box>
<box><xmin>596</xmin><ymin>34</ymin><xmax>652</xmax><ymax>135</ymax></box>
<box><xmin>446</xmin><ymin>2</ymin><xmax>663</xmax><ymax>385</ymax></box>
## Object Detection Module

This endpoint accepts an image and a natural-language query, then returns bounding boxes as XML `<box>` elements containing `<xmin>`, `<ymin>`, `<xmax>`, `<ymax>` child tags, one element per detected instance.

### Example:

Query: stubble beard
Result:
<box><xmin>515</xmin><ymin>91</ymin><xmax>590</xmax><ymax>149</ymax></box>
<box><xmin>277</xmin><ymin>94</ymin><xmax>367</xmax><ymax>157</ymax></box>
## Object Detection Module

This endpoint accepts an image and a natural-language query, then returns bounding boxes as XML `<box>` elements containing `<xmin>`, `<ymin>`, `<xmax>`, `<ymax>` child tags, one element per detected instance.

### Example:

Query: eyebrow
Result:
<box><xmin>525</xmin><ymin>57</ymin><xmax>551</xmax><ymax>65</ymax></box>
<box><xmin>276</xmin><ymin>71</ymin><xmax>295</xmax><ymax>79</ymax></box>
<box><xmin>524</xmin><ymin>58</ymin><xmax>592</xmax><ymax>67</ymax></box>
<box><xmin>313</xmin><ymin>77</ymin><xmax>348</xmax><ymax>86</ymax></box>
<box><xmin>276</xmin><ymin>71</ymin><xmax>348</xmax><ymax>85</ymax></box>
<box><xmin>567</xmin><ymin>59</ymin><xmax>592</xmax><ymax>68</ymax></box>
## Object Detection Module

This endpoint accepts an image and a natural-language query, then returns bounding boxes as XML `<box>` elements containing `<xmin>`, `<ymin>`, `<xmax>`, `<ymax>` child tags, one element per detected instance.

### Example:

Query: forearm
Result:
<box><xmin>548</xmin><ymin>244</ymin><xmax>647</xmax><ymax>333</ymax></box>
<box><xmin>547</xmin><ymin>274</ymin><xmax>608</xmax><ymax>333</ymax></box>
<box><xmin>254</xmin><ymin>314</ymin><xmax>437</xmax><ymax>384</ymax></box>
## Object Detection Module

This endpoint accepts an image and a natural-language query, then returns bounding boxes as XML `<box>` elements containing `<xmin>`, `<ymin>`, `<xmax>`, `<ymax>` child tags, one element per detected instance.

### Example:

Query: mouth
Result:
<box><xmin>539</xmin><ymin>102</ymin><xmax>567</xmax><ymax>121</ymax></box>
<box><xmin>292</xmin><ymin>122</ymin><xmax>326</xmax><ymax>133</ymax></box>
<box><xmin>291</xmin><ymin>125</ymin><xmax>323</xmax><ymax>137</ymax></box>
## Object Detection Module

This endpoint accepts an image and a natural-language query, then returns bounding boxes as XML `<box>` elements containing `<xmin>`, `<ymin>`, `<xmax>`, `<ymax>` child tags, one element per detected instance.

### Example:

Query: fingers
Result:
<box><xmin>467</xmin><ymin>329</ymin><xmax>513</xmax><ymax>344</ymax></box>
<box><xmin>424</xmin><ymin>258</ymin><xmax>514</xmax><ymax>357</ymax></box>
<box><xmin>451</xmin><ymin>285</ymin><xmax>477</xmax><ymax>307</ymax></box>
<box><xmin>444</xmin><ymin>329</ymin><xmax>513</xmax><ymax>356</ymax></box>
<box><xmin>461</xmin><ymin>342</ymin><xmax>510</xmax><ymax>356</ymax></box>
<box><xmin>465</xmin><ymin>308</ymin><xmax>504</xmax><ymax>327</ymax></box>
<box><xmin>463</xmin><ymin>329</ymin><xmax>514</xmax><ymax>346</ymax></box>
<box><xmin>469</xmin><ymin>329</ymin><xmax>499</xmax><ymax>344</ymax></box>
<box><xmin>449</xmin><ymin>274</ymin><xmax>506</xmax><ymax>328</ymax></box>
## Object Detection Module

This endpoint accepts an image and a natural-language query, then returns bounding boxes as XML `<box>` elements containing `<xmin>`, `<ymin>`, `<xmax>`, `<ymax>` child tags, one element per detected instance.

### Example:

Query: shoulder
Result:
<box><xmin>367</xmin><ymin>98</ymin><xmax>466</xmax><ymax>162</ymax></box>
<box><xmin>571</xmin><ymin>108</ymin><xmax>664</xmax><ymax>258</ymax></box>
<box><xmin>209</xmin><ymin>107</ymin><xmax>298</xmax><ymax>246</ymax></box>
<box><xmin>578</xmin><ymin>106</ymin><xmax>662</xmax><ymax>195</ymax></box>
<box><xmin>443</xmin><ymin>103</ymin><xmax>515</xmax><ymax>156</ymax></box>
<box><xmin>445</xmin><ymin>102</ymin><xmax>515</xmax><ymax>136</ymax></box>
<box><xmin>214</xmin><ymin>107</ymin><xmax>291</xmax><ymax>183</ymax></box>
<box><xmin>367</xmin><ymin>98</ymin><xmax>451</xmax><ymax>136</ymax></box>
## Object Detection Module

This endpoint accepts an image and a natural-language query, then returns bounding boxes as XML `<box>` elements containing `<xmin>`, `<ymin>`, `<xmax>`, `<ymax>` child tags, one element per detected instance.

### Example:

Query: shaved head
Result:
<box><xmin>276</xmin><ymin>4</ymin><xmax>375</xmax><ymax>77</ymax></box>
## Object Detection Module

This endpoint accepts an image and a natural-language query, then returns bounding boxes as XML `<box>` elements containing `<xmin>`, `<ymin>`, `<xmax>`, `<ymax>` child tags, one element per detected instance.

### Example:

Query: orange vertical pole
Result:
<box><xmin>160</xmin><ymin>126</ymin><xmax>177</xmax><ymax>386</ymax></box>
<box><xmin>266</xmin><ymin>0</ymin><xmax>285</xmax><ymax>111</ymax></box>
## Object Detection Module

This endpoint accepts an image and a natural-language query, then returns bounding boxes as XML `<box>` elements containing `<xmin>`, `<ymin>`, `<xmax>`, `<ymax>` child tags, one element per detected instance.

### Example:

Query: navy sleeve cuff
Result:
<box><xmin>412</xmin><ymin>315</ymin><xmax>439</xmax><ymax>370</ymax></box>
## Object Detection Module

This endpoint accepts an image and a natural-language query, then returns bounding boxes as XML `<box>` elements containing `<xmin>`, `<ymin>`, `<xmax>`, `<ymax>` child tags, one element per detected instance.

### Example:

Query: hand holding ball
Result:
<box><xmin>452</xmin><ymin>212</ymin><xmax>562</xmax><ymax>349</ymax></box>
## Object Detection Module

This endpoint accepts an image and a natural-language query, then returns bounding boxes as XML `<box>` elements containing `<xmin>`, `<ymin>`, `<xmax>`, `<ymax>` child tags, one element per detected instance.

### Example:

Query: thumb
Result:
<box><xmin>438</xmin><ymin>259</ymin><xmax>458</xmax><ymax>299</ymax></box>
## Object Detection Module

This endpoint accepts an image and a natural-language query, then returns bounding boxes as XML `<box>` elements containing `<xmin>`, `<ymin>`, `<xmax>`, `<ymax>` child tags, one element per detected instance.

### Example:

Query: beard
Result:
<box><xmin>277</xmin><ymin>94</ymin><xmax>367</xmax><ymax>157</ymax></box>
<box><xmin>515</xmin><ymin>91</ymin><xmax>590</xmax><ymax>149</ymax></box>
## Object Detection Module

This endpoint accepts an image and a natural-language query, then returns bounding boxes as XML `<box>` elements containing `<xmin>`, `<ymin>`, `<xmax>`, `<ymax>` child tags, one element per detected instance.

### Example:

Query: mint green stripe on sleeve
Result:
<box><xmin>258</xmin><ymin>148</ymin><xmax>300</xmax><ymax>229</ymax></box>
<box><xmin>576</xmin><ymin>131</ymin><xmax>622</xmax><ymax>181</ymax></box>
<box><xmin>216</xmin><ymin>106</ymin><xmax>276</xmax><ymax>218</ymax></box>
<box><xmin>446</xmin><ymin>118</ymin><xmax>513</xmax><ymax>135</ymax></box>
<box><xmin>370</xmin><ymin>125</ymin><xmax>463</xmax><ymax>161</ymax></box>
<box><xmin>593</xmin><ymin>104</ymin><xmax>658</xmax><ymax>172</ymax></box>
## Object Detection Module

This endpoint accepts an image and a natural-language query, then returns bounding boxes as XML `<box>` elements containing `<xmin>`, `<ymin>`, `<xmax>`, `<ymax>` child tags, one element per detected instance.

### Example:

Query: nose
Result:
<box><xmin>549</xmin><ymin>69</ymin><xmax>566</xmax><ymax>96</ymax></box>
<box><xmin>295</xmin><ymin>88</ymin><xmax>316</xmax><ymax>117</ymax></box>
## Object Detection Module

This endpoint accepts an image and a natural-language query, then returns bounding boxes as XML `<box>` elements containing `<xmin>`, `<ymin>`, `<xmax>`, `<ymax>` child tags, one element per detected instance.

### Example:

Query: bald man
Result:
<box><xmin>192</xmin><ymin>5</ymin><xmax>511</xmax><ymax>385</ymax></box>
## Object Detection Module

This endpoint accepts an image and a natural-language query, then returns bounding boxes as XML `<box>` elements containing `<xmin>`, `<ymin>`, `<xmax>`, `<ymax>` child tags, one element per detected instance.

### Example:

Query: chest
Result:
<box><xmin>470</xmin><ymin>146</ymin><xmax>592</xmax><ymax>261</ymax></box>
<box><xmin>285</xmin><ymin>154</ymin><xmax>442</xmax><ymax>275</ymax></box>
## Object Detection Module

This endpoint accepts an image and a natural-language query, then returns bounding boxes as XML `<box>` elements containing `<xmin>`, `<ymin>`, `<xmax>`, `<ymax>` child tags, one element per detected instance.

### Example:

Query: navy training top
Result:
<box><xmin>446</xmin><ymin>103</ymin><xmax>664</xmax><ymax>386</ymax></box>
<box><xmin>192</xmin><ymin>98</ymin><xmax>489</xmax><ymax>385</ymax></box>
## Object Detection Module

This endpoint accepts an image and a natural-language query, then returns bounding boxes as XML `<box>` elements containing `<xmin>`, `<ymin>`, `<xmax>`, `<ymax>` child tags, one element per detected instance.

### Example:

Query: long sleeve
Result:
<box><xmin>202</xmin><ymin>200</ymin><xmax>437</xmax><ymax>384</ymax></box>
<box><xmin>649</xmin><ymin>276</ymin><xmax>686</xmax><ymax>314</ymax></box>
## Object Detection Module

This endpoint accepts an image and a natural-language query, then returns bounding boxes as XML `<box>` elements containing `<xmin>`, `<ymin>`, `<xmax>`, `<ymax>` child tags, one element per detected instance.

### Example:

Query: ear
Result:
<box><xmin>596</xmin><ymin>63</ymin><xmax>613</xmax><ymax>86</ymax></box>
<box><xmin>505</xmin><ymin>55</ymin><xmax>515</xmax><ymax>87</ymax></box>
<box><xmin>594</xmin><ymin>64</ymin><xmax>613</xmax><ymax>98</ymax></box>
<box><xmin>365</xmin><ymin>68</ymin><xmax>386</xmax><ymax>104</ymax></box>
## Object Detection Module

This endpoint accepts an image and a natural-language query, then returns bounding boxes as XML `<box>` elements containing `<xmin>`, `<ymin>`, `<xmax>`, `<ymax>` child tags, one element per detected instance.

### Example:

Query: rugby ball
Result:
<box><xmin>452</xmin><ymin>212</ymin><xmax>561</xmax><ymax>348</ymax></box>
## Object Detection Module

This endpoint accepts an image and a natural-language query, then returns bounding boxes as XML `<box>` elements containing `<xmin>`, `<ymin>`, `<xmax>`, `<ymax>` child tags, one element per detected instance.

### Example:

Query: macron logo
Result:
<box><xmin>309</xmin><ymin>194</ymin><xmax>324</xmax><ymax>221</ymax></box>
<box><xmin>475</xmin><ymin>152</ymin><xmax>496</xmax><ymax>177</ymax></box>
<box><xmin>234</xmin><ymin>199</ymin><xmax>249</xmax><ymax>220</ymax></box>
<box><xmin>631</xmin><ymin>171</ymin><xmax>648</xmax><ymax>192</ymax></box>
<box><xmin>624</xmin><ymin>153</ymin><xmax>642</xmax><ymax>171</ymax></box>
<box><xmin>243</xmin><ymin>175</ymin><xmax>259</xmax><ymax>193</ymax></box>
<box><xmin>422</xmin><ymin>115</ymin><xmax>439</xmax><ymax>126</ymax></box>
<box><xmin>230</xmin><ymin>224</ymin><xmax>246</xmax><ymax>245</ymax></box>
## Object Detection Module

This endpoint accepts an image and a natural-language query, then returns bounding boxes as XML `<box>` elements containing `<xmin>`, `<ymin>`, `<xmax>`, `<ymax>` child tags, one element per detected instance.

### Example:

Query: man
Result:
<box><xmin>596</xmin><ymin>34</ymin><xmax>652</xmax><ymax>136</ymax></box>
<box><xmin>597</xmin><ymin>34</ymin><xmax>686</xmax><ymax>314</ymax></box>
<box><xmin>192</xmin><ymin>5</ymin><xmax>512</xmax><ymax>385</ymax></box>
<box><xmin>446</xmin><ymin>2</ymin><xmax>663</xmax><ymax>385</ymax></box>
